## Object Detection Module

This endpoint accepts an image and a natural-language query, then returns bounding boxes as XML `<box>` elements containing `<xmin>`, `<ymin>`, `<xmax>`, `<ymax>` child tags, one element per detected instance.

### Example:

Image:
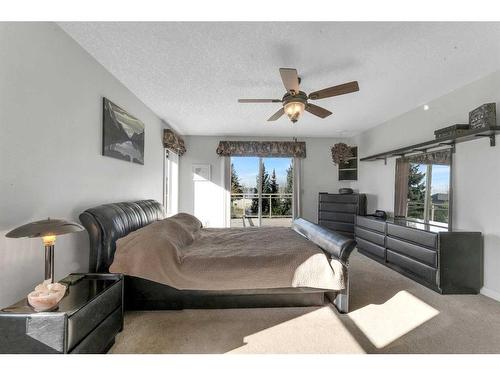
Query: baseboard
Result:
<box><xmin>480</xmin><ymin>287</ymin><xmax>500</xmax><ymax>302</ymax></box>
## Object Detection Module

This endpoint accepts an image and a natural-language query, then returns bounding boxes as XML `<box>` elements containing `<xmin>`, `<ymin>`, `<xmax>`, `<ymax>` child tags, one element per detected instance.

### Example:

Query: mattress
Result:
<box><xmin>109</xmin><ymin>213</ymin><xmax>345</xmax><ymax>291</ymax></box>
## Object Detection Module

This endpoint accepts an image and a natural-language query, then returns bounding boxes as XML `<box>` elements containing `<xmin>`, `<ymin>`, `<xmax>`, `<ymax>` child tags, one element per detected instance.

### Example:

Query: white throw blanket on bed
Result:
<box><xmin>109</xmin><ymin>213</ymin><xmax>345</xmax><ymax>291</ymax></box>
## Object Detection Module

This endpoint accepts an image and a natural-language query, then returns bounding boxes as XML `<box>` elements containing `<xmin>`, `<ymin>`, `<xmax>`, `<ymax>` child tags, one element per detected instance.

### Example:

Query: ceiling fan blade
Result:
<box><xmin>279</xmin><ymin>68</ymin><xmax>300</xmax><ymax>94</ymax></box>
<box><xmin>238</xmin><ymin>99</ymin><xmax>282</xmax><ymax>103</ymax></box>
<box><xmin>267</xmin><ymin>107</ymin><xmax>285</xmax><ymax>121</ymax></box>
<box><xmin>308</xmin><ymin>81</ymin><xmax>359</xmax><ymax>100</ymax></box>
<box><xmin>305</xmin><ymin>103</ymin><xmax>333</xmax><ymax>119</ymax></box>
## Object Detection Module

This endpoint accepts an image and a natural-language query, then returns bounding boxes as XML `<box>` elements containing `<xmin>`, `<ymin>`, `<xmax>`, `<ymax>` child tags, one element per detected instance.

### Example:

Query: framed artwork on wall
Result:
<box><xmin>192</xmin><ymin>164</ymin><xmax>211</xmax><ymax>181</ymax></box>
<box><xmin>102</xmin><ymin>97</ymin><xmax>145</xmax><ymax>165</ymax></box>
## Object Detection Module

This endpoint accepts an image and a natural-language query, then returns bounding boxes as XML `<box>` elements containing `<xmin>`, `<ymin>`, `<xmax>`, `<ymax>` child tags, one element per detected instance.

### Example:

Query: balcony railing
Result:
<box><xmin>231</xmin><ymin>192</ymin><xmax>293</xmax><ymax>219</ymax></box>
<box><xmin>406</xmin><ymin>201</ymin><xmax>449</xmax><ymax>223</ymax></box>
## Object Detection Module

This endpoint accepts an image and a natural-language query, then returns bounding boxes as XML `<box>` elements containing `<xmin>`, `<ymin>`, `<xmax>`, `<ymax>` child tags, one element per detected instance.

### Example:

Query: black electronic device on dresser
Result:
<box><xmin>318</xmin><ymin>192</ymin><xmax>367</xmax><ymax>238</ymax></box>
<box><xmin>355</xmin><ymin>215</ymin><xmax>483</xmax><ymax>294</ymax></box>
<box><xmin>0</xmin><ymin>273</ymin><xmax>123</xmax><ymax>354</ymax></box>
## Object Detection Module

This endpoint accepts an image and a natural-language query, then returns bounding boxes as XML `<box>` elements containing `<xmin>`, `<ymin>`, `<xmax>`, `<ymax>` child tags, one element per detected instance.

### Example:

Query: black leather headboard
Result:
<box><xmin>79</xmin><ymin>200</ymin><xmax>165</xmax><ymax>272</ymax></box>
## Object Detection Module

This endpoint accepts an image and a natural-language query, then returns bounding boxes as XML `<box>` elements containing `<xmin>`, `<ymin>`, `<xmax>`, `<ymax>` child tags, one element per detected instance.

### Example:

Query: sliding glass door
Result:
<box><xmin>230</xmin><ymin>156</ymin><xmax>260</xmax><ymax>227</ymax></box>
<box><xmin>230</xmin><ymin>157</ymin><xmax>293</xmax><ymax>228</ymax></box>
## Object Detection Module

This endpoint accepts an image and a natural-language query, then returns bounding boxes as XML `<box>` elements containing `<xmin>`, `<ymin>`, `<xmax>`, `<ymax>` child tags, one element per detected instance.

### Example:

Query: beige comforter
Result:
<box><xmin>109</xmin><ymin>213</ymin><xmax>345</xmax><ymax>291</ymax></box>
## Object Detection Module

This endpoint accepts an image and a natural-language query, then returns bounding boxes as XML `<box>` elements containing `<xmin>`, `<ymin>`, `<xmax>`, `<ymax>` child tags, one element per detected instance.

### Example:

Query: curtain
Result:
<box><xmin>293</xmin><ymin>157</ymin><xmax>302</xmax><ymax>219</ymax></box>
<box><xmin>216</xmin><ymin>141</ymin><xmax>306</xmax><ymax>158</ymax></box>
<box><xmin>163</xmin><ymin>129</ymin><xmax>186</xmax><ymax>155</ymax></box>
<box><xmin>394</xmin><ymin>157</ymin><xmax>410</xmax><ymax>217</ymax></box>
<box><xmin>221</xmin><ymin>156</ymin><xmax>231</xmax><ymax>228</ymax></box>
<box><xmin>402</xmin><ymin>149</ymin><xmax>451</xmax><ymax>165</ymax></box>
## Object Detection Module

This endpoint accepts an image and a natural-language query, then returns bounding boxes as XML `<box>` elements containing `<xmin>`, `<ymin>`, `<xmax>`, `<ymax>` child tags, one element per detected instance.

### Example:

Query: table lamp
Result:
<box><xmin>6</xmin><ymin>218</ymin><xmax>84</xmax><ymax>283</ymax></box>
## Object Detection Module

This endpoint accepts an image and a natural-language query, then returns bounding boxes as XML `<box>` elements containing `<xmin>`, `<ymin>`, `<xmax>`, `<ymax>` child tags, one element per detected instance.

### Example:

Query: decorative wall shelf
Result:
<box><xmin>360</xmin><ymin>126</ymin><xmax>500</xmax><ymax>163</ymax></box>
<box><xmin>339</xmin><ymin>146</ymin><xmax>358</xmax><ymax>180</ymax></box>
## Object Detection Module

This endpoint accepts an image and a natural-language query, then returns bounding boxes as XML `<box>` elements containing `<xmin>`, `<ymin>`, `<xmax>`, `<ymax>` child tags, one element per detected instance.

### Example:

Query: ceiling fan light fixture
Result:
<box><xmin>237</xmin><ymin>68</ymin><xmax>359</xmax><ymax>123</ymax></box>
<box><xmin>284</xmin><ymin>101</ymin><xmax>305</xmax><ymax>123</ymax></box>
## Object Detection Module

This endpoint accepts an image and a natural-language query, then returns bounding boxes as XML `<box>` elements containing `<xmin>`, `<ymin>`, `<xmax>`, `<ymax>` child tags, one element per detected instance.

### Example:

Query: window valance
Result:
<box><xmin>401</xmin><ymin>149</ymin><xmax>451</xmax><ymax>165</ymax></box>
<box><xmin>163</xmin><ymin>129</ymin><xmax>186</xmax><ymax>156</ymax></box>
<box><xmin>216</xmin><ymin>141</ymin><xmax>306</xmax><ymax>158</ymax></box>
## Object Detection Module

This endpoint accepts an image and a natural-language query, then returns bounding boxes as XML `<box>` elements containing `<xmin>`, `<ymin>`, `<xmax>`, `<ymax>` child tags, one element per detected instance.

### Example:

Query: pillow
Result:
<box><xmin>167</xmin><ymin>213</ymin><xmax>203</xmax><ymax>234</ymax></box>
<box><xmin>153</xmin><ymin>218</ymin><xmax>195</xmax><ymax>250</ymax></box>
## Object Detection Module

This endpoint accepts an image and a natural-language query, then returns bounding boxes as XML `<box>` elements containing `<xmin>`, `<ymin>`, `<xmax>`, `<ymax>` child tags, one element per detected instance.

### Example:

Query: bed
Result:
<box><xmin>79</xmin><ymin>200</ymin><xmax>357</xmax><ymax>313</ymax></box>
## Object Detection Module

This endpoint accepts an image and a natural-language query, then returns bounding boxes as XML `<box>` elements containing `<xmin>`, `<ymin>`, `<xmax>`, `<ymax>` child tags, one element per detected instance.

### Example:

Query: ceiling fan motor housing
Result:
<box><xmin>282</xmin><ymin>91</ymin><xmax>308</xmax><ymax>105</ymax></box>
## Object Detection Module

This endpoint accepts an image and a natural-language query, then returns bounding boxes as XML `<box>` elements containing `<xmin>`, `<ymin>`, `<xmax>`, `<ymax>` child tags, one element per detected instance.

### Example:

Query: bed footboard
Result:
<box><xmin>292</xmin><ymin>218</ymin><xmax>357</xmax><ymax>313</ymax></box>
<box><xmin>327</xmin><ymin>269</ymin><xmax>350</xmax><ymax>313</ymax></box>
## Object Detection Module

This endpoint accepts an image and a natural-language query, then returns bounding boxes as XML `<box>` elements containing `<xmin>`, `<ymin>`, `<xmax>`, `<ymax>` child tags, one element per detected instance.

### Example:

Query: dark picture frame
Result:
<box><xmin>102</xmin><ymin>98</ymin><xmax>145</xmax><ymax>165</ymax></box>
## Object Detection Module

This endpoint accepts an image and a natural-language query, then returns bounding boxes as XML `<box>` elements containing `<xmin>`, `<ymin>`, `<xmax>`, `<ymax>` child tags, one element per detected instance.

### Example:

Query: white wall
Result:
<box><xmin>178</xmin><ymin>136</ymin><xmax>350</xmax><ymax>226</ymax></box>
<box><xmin>350</xmin><ymin>69</ymin><xmax>500</xmax><ymax>300</ymax></box>
<box><xmin>0</xmin><ymin>23</ymin><xmax>165</xmax><ymax>307</ymax></box>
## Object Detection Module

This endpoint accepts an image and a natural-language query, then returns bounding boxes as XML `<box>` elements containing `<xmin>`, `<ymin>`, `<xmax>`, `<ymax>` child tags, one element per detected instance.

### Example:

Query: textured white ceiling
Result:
<box><xmin>59</xmin><ymin>22</ymin><xmax>500</xmax><ymax>137</ymax></box>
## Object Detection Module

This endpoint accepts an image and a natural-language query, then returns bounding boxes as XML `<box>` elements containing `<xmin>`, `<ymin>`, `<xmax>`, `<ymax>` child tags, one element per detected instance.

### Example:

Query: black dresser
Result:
<box><xmin>355</xmin><ymin>215</ymin><xmax>483</xmax><ymax>294</ymax></box>
<box><xmin>318</xmin><ymin>192</ymin><xmax>367</xmax><ymax>238</ymax></box>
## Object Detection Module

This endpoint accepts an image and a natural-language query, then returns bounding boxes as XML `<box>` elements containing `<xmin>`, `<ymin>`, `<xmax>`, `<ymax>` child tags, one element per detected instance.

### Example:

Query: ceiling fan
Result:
<box><xmin>238</xmin><ymin>68</ymin><xmax>359</xmax><ymax>123</ymax></box>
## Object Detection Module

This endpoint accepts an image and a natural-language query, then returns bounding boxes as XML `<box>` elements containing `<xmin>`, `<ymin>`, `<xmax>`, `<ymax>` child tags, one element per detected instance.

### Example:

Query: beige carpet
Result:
<box><xmin>110</xmin><ymin>251</ymin><xmax>500</xmax><ymax>353</ymax></box>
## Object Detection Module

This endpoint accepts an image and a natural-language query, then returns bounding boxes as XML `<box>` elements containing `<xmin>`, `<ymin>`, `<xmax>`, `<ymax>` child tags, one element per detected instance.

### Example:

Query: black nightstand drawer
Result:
<box><xmin>67</xmin><ymin>278</ymin><xmax>122</xmax><ymax>350</ymax></box>
<box><xmin>70</xmin><ymin>306</ymin><xmax>122</xmax><ymax>354</ymax></box>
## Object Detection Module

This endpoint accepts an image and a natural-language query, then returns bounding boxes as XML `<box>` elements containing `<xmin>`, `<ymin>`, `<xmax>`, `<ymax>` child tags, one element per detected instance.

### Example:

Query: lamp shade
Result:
<box><xmin>6</xmin><ymin>219</ymin><xmax>84</xmax><ymax>239</ymax></box>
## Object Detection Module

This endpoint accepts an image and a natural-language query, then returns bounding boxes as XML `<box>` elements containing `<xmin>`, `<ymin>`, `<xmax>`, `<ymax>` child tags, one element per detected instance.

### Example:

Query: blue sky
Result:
<box><xmin>232</xmin><ymin>157</ymin><xmax>292</xmax><ymax>188</ymax></box>
<box><xmin>232</xmin><ymin>158</ymin><xmax>450</xmax><ymax>194</ymax></box>
<box><xmin>417</xmin><ymin>164</ymin><xmax>450</xmax><ymax>194</ymax></box>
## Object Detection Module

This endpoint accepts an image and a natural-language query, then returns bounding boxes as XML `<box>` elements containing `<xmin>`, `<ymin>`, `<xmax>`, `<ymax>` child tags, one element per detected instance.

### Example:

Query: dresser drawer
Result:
<box><xmin>387</xmin><ymin>223</ymin><xmax>437</xmax><ymax>249</ymax></box>
<box><xmin>356</xmin><ymin>216</ymin><xmax>385</xmax><ymax>233</ymax></box>
<box><xmin>386</xmin><ymin>237</ymin><xmax>437</xmax><ymax>267</ymax></box>
<box><xmin>318</xmin><ymin>211</ymin><xmax>355</xmax><ymax>223</ymax></box>
<box><xmin>387</xmin><ymin>250</ymin><xmax>437</xmax><ymax>285</ymax></box>
<box><xmin>319</xmin><ymin>202</ymin><xmax>358</xmax><ymax>214</ymax></box>
<box><xmin>355</xmin><ymin>227</ymin><xmax>385</xmax><ymax>247</ymax></box>
<box><xmin>67</xmin><ymin>278</ymin><xmax>122</xmax><ymax>350</ymax></box>
<box><xmin>356</xmin><ymin>237</ymin><xmax>385</xmax><ymax>260</ymax></box>
<box><xmin>319</xmin><ymin>221</ymin><xmax>354</xmax><ymax>233</ymax></box>
<box><xmin>319</xmin><ymin>194</ymin><xmax>359</xmax><ymax>204</ymax></box>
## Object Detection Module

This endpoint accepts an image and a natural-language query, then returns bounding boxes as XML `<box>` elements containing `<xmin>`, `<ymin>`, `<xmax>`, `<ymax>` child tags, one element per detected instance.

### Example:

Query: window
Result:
<box><xmin>395</xmin><ymin>150</ymin><xmax>452</xmax><ymax>228</ymax></box>
<box><xmin>406</xmin><ymin>163</ymin><xmax>450</xmax><ymax>226</ymax></box>
<box><xmin>230</xmin><ymin>157</ymin><xmax>294</xmax><ymax>228</ymax></box>
<box><xmin>163</xmin><ymin>149</ymin><xmax>179</xmax><ymax>216</ymax></box>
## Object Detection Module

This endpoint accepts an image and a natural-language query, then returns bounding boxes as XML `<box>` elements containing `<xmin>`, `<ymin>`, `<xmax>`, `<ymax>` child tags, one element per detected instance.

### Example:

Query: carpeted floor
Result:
<box><xmin>110</xmin><ymin>251</ymin><xmax>500</xmax><ymax>354</ymax></box>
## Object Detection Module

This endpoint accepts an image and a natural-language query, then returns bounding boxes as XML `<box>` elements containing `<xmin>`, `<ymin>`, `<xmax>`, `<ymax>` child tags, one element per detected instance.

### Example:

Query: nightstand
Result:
<box><xmin>0</xmin><ymin>273</ymin><xmax>123</xmax><ymax>354</ymax></box>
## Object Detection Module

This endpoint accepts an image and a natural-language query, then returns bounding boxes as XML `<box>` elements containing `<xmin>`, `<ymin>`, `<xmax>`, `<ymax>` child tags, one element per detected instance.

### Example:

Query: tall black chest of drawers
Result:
<box><xmin>355</xmin><ymin>216</ymin><xmax>483</xmax><ymax>294</ymax></box>
<box><xmin>318</xmin><ymin>193</ymin><xmax>367</xmax><ymax>238</ymax></box>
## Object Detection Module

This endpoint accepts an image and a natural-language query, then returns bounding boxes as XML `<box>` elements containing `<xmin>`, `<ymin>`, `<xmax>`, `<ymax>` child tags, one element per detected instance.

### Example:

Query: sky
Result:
<box><xmin>232</xmin><ymin>158</ymin><xmax>450</xmax><ymax>194</ymax></box>
<box><xmin>417</xmin><ymin>164</ymin><xmax>450</xmax><ymax>194</ymax></box>
<box><xmin>231</xmin><ymin>157</ymin><xmax>292</xmax><ymax>188</ymax></box>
